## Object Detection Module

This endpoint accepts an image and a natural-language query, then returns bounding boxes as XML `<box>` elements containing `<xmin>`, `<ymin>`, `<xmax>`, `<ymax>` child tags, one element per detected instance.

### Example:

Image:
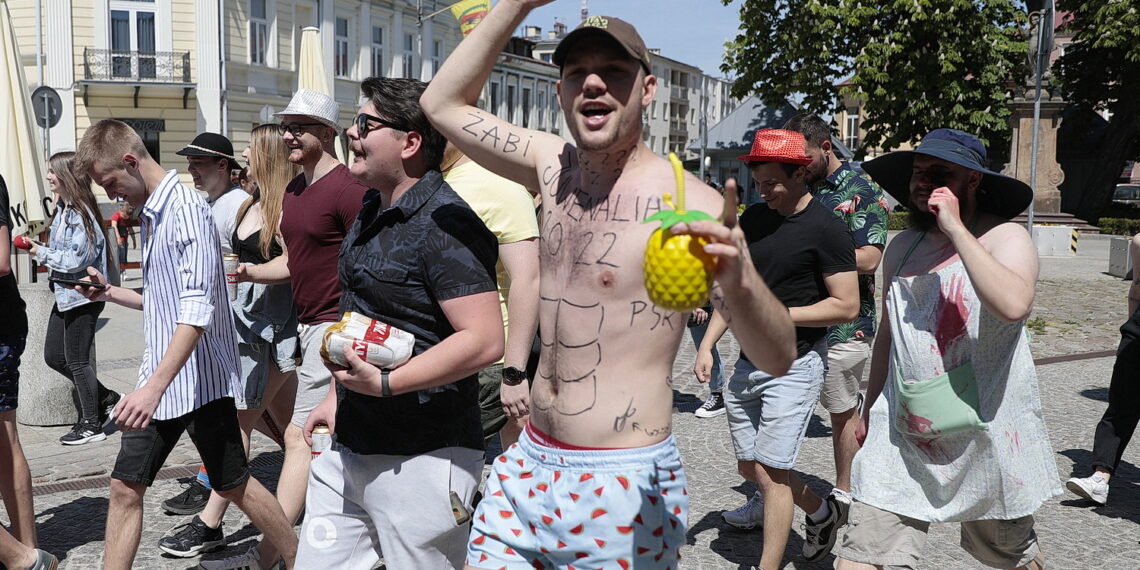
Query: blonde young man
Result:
<box><xmin>73</xmin><ymin>119</ymin><xmax>297</xmax><ymax>570</ymax></box>
<box><xmin>421</xmin><ymin>1</ymin><xmax>796</xmax><ymax>567</ymax></box>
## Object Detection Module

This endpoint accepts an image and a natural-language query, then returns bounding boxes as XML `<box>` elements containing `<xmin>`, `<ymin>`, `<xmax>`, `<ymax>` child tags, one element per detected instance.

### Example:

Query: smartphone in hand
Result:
<box><xmin>49</xmin><ymin>276</ymin><xmax>107</xmax><ymax>290</ymax></box>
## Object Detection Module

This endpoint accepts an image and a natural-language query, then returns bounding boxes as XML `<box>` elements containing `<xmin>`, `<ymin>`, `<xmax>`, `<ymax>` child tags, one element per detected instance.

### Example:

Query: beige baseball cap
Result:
<box><xmin>552</xmin><ymin>16</ymin><xmax>651</xmax><ymax>73</ymax></box>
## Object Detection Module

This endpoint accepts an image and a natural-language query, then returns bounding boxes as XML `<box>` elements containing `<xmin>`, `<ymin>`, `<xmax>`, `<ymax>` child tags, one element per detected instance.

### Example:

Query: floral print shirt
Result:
<box><xmin>812</xmin><ymin>163</ymin><xmax>889</xmax><ymax>344</ymax></box>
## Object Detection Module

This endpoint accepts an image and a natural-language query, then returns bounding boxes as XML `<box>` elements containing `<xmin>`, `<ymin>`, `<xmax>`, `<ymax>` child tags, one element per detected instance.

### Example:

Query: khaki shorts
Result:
<box><xmin>820</xmin><ymin>337</ymin><xmax>872</xmax><ymax>414</ymax></box>
<box><xmin>834</xmin><ymin>500</ymin><xmax>1042</xmax><ymax>569</ymax></box>
<box><xmin>292</xmin><ymin>321</ymin><xmax>335</xmax><ymax>427</ymax></box>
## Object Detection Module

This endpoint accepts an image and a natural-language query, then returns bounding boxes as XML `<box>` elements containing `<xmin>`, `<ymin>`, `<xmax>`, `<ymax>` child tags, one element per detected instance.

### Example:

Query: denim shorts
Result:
<box><xmin>0</xmin><ymin>334</ymin><xmax>26</xmax><ymax>412</ymax></box>
<box><xmin>235</xmin><ymin>340</ymin><xmax>297</xmax><ymax>411</ymax></box>
<box><xmin>726</xmin><ymin>346</ymin><xmax>826</xmax><ymax>469</ymax></box>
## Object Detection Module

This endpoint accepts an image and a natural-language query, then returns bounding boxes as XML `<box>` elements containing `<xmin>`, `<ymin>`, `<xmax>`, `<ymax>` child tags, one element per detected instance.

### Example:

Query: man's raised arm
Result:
<box><xmin>421</xmin><ymin>0</ymin><xmax>563</xmax><ymax>190</ymax></box>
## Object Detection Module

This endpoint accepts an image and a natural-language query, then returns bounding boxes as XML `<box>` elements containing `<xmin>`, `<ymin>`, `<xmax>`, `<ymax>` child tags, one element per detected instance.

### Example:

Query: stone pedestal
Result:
<box><xmin>15</xmin><ymin>286</ymin><xmax>84</xmax><ymax>427</ymax></box>
<box><xmin>1005</xmin><ymin>84</ymin><xmax>1067</xmax><ymax>214</ymax></box>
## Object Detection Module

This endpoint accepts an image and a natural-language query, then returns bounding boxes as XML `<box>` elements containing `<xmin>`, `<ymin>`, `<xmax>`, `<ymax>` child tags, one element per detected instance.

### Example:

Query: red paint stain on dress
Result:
<box><xmin>933</xmin><ymin>274</ymin><xmax>970</xmax><ymax>358</ymax></box>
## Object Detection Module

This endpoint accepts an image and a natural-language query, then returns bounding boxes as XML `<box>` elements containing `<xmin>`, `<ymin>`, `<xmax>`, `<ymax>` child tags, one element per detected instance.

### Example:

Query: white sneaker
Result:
<box><xmin>1066</xmin><ymin>473</ymin><xmax>1109</xmax><ymax>505</ymax></box>
<box><xmin>723</xmin><ymin>491</ymin><xmax>764</xmax><ymax>529</ymax></box>
<box><xmin>197</xmin><ymin>546</ymin><xmax>282</xmax><ymax>570</ymax></box>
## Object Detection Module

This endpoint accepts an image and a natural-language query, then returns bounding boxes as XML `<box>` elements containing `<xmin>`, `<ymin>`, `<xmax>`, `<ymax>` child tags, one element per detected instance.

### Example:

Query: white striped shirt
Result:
<box><xmin>138</xmin><ymin>170</ymin><xmax>240</xmax><ymax>420</ymax></box>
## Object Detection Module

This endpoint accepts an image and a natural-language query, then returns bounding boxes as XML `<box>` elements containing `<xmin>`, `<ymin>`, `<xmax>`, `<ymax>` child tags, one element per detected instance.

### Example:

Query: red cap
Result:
<box><xmin>737</xmin><ymin>129</ymin><xmax>813</xmax><ymax>165</ymax></box>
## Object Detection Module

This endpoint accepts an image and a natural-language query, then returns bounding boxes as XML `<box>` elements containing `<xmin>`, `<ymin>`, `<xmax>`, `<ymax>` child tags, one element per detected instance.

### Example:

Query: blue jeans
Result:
<box><xmin>725</xmin><ymin>349</ymin><xmax>826</xmax><ymax>470</ymax></box>
<box><xmin>689</xmin><ymin>321</ymin><xmax>724</xmax><ymax>392</ymax></box>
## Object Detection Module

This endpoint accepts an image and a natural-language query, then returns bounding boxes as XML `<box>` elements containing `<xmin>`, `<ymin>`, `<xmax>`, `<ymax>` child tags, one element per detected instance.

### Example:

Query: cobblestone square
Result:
<box><xmin>8</xmin><ymin>235</ymin><xmax>1138</xmax><ymax>569</ymax></box>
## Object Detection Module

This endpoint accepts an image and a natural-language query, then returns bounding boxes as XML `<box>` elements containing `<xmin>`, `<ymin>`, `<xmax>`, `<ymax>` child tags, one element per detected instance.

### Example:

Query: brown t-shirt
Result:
<box><xmin>280</xmin><ymin>164</ymin><xmax>367</xmax><ymax>324</ymax></box>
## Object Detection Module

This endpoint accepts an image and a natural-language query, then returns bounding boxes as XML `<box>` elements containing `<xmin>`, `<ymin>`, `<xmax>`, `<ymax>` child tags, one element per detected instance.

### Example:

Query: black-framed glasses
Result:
<box><xmin>354</xmin><ymin>113</ymin><xmax>409</xmax><ymax>137</ymax></box>
<box><xmin>277</xmin><ymin>122</ymin><xmax>326</xmax><ymax>137</ymax></box>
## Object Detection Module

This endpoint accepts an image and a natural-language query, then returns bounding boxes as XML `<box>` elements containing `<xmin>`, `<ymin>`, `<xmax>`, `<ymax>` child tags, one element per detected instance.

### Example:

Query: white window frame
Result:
<box><xmin>537</xmin><ymin>86</ymin><xmax>546</xmax><ymax>129</ymax></box>
<box><xmin>334</xmin><ymin>16</ymin><xmax>351</xmax><ymax>78</ymax></box>
<box><xmin>431</xmin><ymin>39</ymin><xmax>442</xmax><ymax>76</ymax></box>
<box><xmin>506</xmin><ymin>80</ymin><xmax>517</xmax><ymax>123</ymax></box>
<box><xmin>489</xmin><ymin>80</ymin><xmax>501</xmax><ymax>115</ymax></box>
<box><xmin>522</xmin><ymin>85</ymin><xmax>532</xmax><ymax>128</ymax></box>
<box><xmin>845</xmin><ymin>113</ymin><xmax>860</xmax><ymax>149</ymax></box>
<box><xmin>100</xmin><ymin>0</ymin><xmax>172</xmax><ymax>53</ymax></box>
<box><xmin>249</xmin><ymin>0</ymin><xmax>268</xmax><ymax>66</ymax></box>
<box><xmin>403</xmin><ymin>33</ymin><xmax>415</xmax><ymax>78</ymax></box>
<box><xmin>371</xmin><ymin>25</ymin><xmax>384</xmax><ymax>78</ymax></box>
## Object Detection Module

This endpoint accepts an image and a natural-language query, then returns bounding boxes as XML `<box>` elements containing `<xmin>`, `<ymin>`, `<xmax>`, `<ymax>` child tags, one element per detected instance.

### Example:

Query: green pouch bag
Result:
<box><xmin>893</xmin><ymin>361</ymin><xmax>988</xmax><ymax>439</ymax></box>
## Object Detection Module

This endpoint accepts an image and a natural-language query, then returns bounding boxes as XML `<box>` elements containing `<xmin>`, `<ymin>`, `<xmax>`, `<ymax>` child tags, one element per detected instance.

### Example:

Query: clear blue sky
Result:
<box><xmin>518</xmin><ymin>1</ymin><xmax>744</xmax><ymax>78</ymax></box>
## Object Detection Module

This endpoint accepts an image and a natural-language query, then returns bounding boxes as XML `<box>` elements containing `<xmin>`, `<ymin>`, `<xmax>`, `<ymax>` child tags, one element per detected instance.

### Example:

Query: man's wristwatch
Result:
<box><xmin>501</xmin><ymin>366</ymin><xmax>528</xmax><ymax>386</ymax></box>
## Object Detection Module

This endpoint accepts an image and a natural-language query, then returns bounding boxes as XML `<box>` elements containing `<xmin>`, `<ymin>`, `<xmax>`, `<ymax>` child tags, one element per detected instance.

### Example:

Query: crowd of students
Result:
<box><xmin>1</xmin><ymin>2</ymin><xmax>1123</xmax><ymax>569</ymax></box>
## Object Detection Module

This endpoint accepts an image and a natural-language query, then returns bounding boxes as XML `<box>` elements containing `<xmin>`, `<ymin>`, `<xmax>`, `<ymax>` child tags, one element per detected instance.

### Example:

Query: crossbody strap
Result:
<box><xmin>894</xmin><ymin>231</ymin><xmax>926</xmax><ymax>278</ymax></box>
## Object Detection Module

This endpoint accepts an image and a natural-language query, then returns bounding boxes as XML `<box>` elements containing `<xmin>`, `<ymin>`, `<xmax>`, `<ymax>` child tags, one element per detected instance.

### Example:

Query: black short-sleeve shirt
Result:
<box><xmin>335</xmin><ymin>170</ymin><xmax>498</xmax><ymax>456</ymax></box>
<box><xmin>0</xmin><ymin>177</ymin><xmax>28</xmax><ymax>337</ymax></box>
<box><xmin>739</xmin><ymin>198</ymin><xmax>855</xmax><ymax>358</ymax></box>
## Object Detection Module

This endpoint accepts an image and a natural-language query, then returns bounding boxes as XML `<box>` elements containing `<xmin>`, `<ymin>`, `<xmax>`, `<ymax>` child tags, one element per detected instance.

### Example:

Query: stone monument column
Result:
<box><xmin>1006</xmin><ymin>87</ymin><xmax>1067</xmax><ymax>214</ymax></box>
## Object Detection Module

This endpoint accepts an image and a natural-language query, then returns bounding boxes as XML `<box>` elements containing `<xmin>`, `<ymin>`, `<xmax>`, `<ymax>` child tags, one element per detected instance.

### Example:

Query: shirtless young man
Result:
<box><xmin>421</xmin><ymin>1</ymin><xmax>795</xmax><ymax>567</ymax></box>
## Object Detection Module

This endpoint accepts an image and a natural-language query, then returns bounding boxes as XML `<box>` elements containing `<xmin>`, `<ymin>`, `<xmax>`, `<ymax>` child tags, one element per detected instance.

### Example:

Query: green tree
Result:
<box><xmin>1054</xmin><ymin>0</ymin><xmax>1140</xmax><ymax>220</ymax></box>
<box><xmin>722</xmin><ymin>0</ymin><xmax>1026</xmax><ymax>157</ymax></box>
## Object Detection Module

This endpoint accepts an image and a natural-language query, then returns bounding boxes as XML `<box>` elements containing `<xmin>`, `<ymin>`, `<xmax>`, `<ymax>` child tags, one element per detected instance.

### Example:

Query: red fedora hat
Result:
<box><xmin>737</xmin><ymin>128</ymin><xmax>812</xmax><ymax>165</ymax></box>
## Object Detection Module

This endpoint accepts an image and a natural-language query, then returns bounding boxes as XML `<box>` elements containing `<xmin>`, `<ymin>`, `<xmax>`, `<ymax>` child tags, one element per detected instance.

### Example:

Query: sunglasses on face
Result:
<box><xmin>277</xmin><ymin>122</ymin><xmax>326</xmax><ymax>137</ymax></box>
<box><xmin>354</xmin><ymin>113</ymin><xmax>410</xmax><ymax>137</ymax></box>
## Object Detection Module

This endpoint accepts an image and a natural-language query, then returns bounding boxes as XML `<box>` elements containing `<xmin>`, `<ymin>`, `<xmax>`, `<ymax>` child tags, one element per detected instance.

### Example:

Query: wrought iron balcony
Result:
<box><xmin>82</xmin><ymin>48</ymin><xmax>191</xmax><ymax>84</ymax></box>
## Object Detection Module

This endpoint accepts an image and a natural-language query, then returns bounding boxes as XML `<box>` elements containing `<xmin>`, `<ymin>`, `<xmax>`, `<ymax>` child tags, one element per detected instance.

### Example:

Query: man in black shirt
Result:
<box><xmin>696</xmin><ymin>129</ymin><xmax>858</xmax><ymax>570</ymax></box>
<box><xmin>297</xmin><ymin>77</ymin><xmax>502</xmax><ymax>568</ymax></box>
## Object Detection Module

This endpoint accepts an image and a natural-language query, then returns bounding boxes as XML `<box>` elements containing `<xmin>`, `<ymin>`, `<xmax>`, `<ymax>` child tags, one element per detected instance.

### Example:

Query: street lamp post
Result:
<box><xmin>1026</xmin><ymin>0</ymin><xmax>1055</xmax><ymax>237</ymax></box>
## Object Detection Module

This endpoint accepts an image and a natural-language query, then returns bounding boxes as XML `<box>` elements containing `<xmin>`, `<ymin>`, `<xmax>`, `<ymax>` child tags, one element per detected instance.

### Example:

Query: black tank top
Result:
<box><xmin>231</xmin><ymin>229</ymin><xmax>283</xmax><ymax>265</ymax></box>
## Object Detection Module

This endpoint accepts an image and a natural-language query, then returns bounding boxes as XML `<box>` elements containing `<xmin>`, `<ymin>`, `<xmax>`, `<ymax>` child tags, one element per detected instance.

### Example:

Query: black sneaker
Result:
<box><xmin>694</xmin><ymin>392</ymin><xmax>726</xmax><ymax>418</ymax></box>
<box><xmin>802</xmin><ymin>495</ymin><xmax>845</xmax><ymax>561</ymax></box>
<box><xmin>163</xmin><ymin>478</ymin><xmax>211</xmax><ymax>515</ymax></box>
<box><xmin>101</xmin><ymin>392</ymin><xmax>123</xmax><ymax>428</ymax></box>
<box><xmin>59</xmin><ymin>421</ymin><xmax>107</xmax><ymax>445</ymax></box>
<box><xmin>157</xmin><ymin>515</ymin><xmax>225</xmax><ymax>558</ymax></box>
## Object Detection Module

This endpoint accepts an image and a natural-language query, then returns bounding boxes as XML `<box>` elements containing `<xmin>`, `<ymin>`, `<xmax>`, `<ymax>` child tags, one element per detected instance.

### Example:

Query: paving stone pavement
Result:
<box><xmin>6</xmin><ymin>234</ymin><xmax>1140</xmax><ymax>569</ymax></box>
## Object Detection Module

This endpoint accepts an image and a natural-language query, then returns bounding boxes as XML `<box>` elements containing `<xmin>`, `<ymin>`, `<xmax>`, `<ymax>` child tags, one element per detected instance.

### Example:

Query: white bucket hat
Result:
<box><xmin>274</xmin><ymin>89</ymin><xmax>341</xmax><ymax>131</ymax></box>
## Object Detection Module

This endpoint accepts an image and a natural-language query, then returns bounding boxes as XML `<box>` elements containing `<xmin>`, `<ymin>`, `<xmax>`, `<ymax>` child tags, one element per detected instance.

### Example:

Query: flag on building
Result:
<box><xmin>450</xmin><ymin>0</ymin><xmax>490</xmax><ymax>37</ymax></box>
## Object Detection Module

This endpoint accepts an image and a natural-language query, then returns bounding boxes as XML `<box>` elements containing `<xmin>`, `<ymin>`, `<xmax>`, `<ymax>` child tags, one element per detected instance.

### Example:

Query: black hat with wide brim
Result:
<box><xmin>176</xmin><ymin>132</ymin><xmax>241</xmax><ymax>172</ymax></box>
<box><xmin>862</xmin><ymin>128</ymin><xmax>1032</xmax><ymax>220</ymax></box>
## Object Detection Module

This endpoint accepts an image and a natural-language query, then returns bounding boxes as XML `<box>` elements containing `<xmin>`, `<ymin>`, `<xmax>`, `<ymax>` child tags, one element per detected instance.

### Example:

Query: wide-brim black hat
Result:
<box><xmin>862</xmin><ymin>128</ymin><xmax>1032</xmax><ymax>220</ymax></box>
<box><xmin>176</xmin><ymin>132</ymin><xmax>240</xmax><ymax>171</ymax></box>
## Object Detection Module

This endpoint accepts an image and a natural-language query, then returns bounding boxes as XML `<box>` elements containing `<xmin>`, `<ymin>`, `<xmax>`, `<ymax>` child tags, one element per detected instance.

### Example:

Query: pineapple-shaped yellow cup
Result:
<box><xmin>642</xmin><ymin>153</ymin><xmax>717</xmax><ymax>312</ymax></box>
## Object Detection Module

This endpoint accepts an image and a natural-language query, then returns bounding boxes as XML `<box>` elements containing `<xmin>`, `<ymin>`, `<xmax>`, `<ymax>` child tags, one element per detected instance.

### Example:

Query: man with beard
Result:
<box><xmin>421</xmin><ymin>2</ymin><xmax>796</xmax><ymax>567</ymax></box>
<box><xmin>834</xmin><ymin>129</ymin><xmax>1057</xmax><ymax>570</ymax></box>
<box><xmin>783</xmin><ymin>113</ymin><xmax>888</xmax><ymax>515</ymax></box>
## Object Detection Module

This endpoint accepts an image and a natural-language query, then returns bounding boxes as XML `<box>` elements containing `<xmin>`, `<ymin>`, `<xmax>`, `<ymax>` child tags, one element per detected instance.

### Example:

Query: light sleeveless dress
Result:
<box><xmin>851</xmin><ymin>257</ymin><xmax>1061</xmax><ymax>522</ymax></box>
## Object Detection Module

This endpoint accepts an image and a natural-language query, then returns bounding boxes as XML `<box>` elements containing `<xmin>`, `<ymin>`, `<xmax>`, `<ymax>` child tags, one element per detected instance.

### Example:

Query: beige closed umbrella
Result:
<box><xmin>298</xmin><ymin>26</ymin><xmax>331</xmax><ymax>95</ymax></box>
<box><xmin>0</xmin><ymin>0</ymin><xmax>48</xmax><ymax>247</ymax></box>
<box><xmin>296</xmin><ymin>25</ymin><xmax>346</xmax><ymax>161</ymax></box>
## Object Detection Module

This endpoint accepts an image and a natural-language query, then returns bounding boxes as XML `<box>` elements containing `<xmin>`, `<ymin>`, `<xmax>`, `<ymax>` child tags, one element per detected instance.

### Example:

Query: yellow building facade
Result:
<box><xmin>9</xmin><ymin>0</ymin><xmax>564</xmax><ymax>193</ymax></box>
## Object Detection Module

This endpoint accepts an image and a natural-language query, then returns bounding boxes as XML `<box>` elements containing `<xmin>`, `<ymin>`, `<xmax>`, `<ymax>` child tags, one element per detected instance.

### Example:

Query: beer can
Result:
<box><xmin>222</xmin><ymin>254</ymin><xmax>240</xmax><ymax>299</ymax></box>
<box><xmin>311</xmin><ymin>424</ymin><xmax>332</xmax><ymax>458</ymax></box>
<box><xmin>320</xmin><ymin>312</ymin><xmax>415</xmax><ymax>369</ymax></box>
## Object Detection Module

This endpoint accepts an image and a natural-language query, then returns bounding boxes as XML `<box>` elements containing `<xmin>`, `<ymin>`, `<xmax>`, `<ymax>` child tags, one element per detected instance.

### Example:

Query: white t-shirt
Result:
<box><xmin>208</xmin><ymin>187</ymin><xmax>248</xmax><ymax>255</ymax></box>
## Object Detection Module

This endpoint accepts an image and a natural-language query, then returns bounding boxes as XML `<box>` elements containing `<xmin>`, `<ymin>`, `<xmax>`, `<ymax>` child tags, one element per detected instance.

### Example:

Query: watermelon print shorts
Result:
<box><xmin>467</xmin><ymin>425</ymin><xmax>689</xmax><ymax>569</ymax></box>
